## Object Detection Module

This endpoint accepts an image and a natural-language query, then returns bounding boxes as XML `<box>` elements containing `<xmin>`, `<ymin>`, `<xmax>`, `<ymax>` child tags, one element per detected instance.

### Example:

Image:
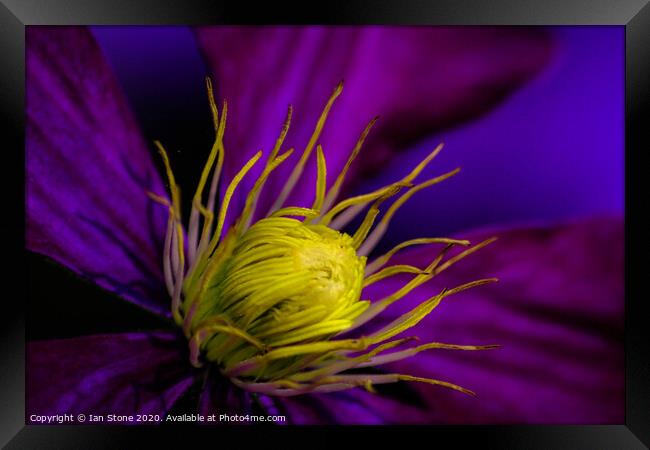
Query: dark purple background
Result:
<box><xmin>91</xmin><ymin>26</ymin><xmax>624</xmax><ymax>246</ymax></box>
<box><xmin>356</xmin><ymin>26</ymin><xmax>624</xmax><ymax>244</ymax></box>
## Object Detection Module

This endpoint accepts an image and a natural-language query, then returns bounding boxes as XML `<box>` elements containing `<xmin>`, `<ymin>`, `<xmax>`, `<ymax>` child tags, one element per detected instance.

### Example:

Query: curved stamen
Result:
<box><xmin>366</xmin><ymin>278</ymin><xmax>498</xmax><ymax>345</ymax></box>
<box><xmin>365</xmin><ymin>237</ymin><xmax>470</xmax><ymax>276</ymax></box>
<box><xmin>238</xmin><ymin>149</ymin><xmax>295</xmax><ymax>232</ymax></box>
<box><xmin>153</xmin><ymin>141</ymin><xmax>185</xmax><ymax>324</ymax></box>
<box><xmin>324</xmin><ymin>142</ymin><xmax>446</xmax><ymax>230</ymax></box>
<box><xmin>328</xmin><ymin>203</ymin><xmax>366</xmax><ymax>230</ymax></box>
<box><xmin>231</xmin><ymin>373</ymin><xmax>474</xmax><ymax>397</ymax></box>
<box><xmin>311</xmin><ymin>144</ymin><xmax>327</xmax><ymax>212</ymax></box>
<box><xmin>355</xmin><ymin>239</ymin><xmax>498</xmax><ymax>331</ymax></box>
<box><xmin>204</xmin><ymin>151</ymin><xmax>263</xmax><ymax>257</ymax></box>
<box><xmin>238</xmin><ymin>105</ymin><xmax>293</xmax><ymax>230</ymax></box>
<box><xmin>289</xmin><ymin>338</ymin><xmax>413</xmax><ymax>382</ymax></box>
<box><xmin>358</xmin><ymin>167</ymin><xmax>461</xmax><ymax>257</ymax></box>
<box><xmin>356</xmin><ymin>342</ymin><xmax>500</xmax><ymax>368</ymax></box>
<box><xmin>147</xmin><ymin>192</ymin><xmax>175</xmax><ymax>296</ymax></box>
<box><xmin>318</xmin><ymin>181</ymin><xmax>410</xmax><ymax>226</ymax></box>
<box><xmin>187</xmin><ymin>77</ymin><xmax>224</xmax><ymax>264</ymax></box>
<box><xmin>223</xmin><ymin>338</ymin><xmax>368</xmax><ymax>378</ymax></box>
<box><xmin>269</xmin><ymin>81</ymin><xmax>343</xmax><ymax>214</ymax></box>
<box><xmin>270</xmin><ymin>207</ymin><xmax>320</xmax><ymax>219</ymax></box>
<box><xmin>321</xmin><ymin>116</ymin><xmax>378</xmax><ymax>213</ymax></box>
<box><xmin>189</xmin><ymin>322</ymin><xmax>265</xmax><ymax>368</ymax></box>
<box><xmin>363</xmin><ymin>264</ymin><xmax>427</xmax><ymax>287</ymax></box>
<box><xmin>351</xmin><ymin>207</ymin><xmax>379</xmax><ymax>249</ymax></box>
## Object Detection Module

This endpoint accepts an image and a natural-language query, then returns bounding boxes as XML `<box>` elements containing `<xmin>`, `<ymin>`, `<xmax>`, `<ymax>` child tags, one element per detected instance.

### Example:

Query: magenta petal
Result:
<box><xmin>26</xmin><ymin>27</ymin><xmax>170</xmax><ymax>316</ymax></box>
<box><xmin>27</xmin><ymin>331</ymin><xmax>196</xmax><ymax>422</ymax></box>
<box><xmin>361</xmin><ymin>216</ymin><xmax>624</xmax><ymax>423</ymax></box>
<box><xmin>195</xmin><ymin>26</ymin><xmax>553</xmax><ymax>216</ymax></box>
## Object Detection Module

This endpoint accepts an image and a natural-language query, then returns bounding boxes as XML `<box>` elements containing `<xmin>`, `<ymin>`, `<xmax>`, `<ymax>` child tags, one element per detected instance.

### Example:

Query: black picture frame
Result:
<box><xmin>3</xmin><ymin>1</ymin><xmax>649</xmax><ymax>447</ymax></box>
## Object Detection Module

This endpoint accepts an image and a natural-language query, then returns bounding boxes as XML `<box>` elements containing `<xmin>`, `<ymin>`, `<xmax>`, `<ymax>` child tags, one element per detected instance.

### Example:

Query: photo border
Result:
<box><xmin>2</xmin><ymin>0</ymin><xmax>648</xmax><ymax>447</ymax></box>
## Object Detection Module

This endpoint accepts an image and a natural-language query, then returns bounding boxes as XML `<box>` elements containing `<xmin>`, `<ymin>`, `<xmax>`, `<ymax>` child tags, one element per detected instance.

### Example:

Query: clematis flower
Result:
<box><xmin>26</xmin><ymin>25</ymin><xmax>623</xmax><ymax>424</ymax></box>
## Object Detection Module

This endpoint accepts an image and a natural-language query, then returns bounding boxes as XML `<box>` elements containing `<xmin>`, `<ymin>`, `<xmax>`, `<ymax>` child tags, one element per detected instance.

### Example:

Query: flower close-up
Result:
<box><xmin>151</xmin><ymin>76</ymin><xmax>498</xmax><ymax>397</ymax></box>
<box><xmin>26</xmin><ymin>25</ymin><xmax>623</xmax><ymax>425</ymax></box>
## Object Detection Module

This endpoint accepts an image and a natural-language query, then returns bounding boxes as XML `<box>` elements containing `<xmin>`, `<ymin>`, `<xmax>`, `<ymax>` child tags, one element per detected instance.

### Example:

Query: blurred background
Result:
<box><xmin>90</xmin><ymin>26</ymin><xmax>623</xmax><ymax>253</ymax></box>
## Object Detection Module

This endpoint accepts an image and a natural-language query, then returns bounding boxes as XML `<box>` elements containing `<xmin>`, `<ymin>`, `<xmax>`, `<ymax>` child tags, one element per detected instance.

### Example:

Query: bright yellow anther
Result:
<box><xmin>270</xmin><ymin>207</ymin><xmax>321</xmax><ymax>219</ymax></box>
<box><xmin>311</xmin><ymin>144</ymin><xmax>327</xmax><ymax>212</ymax></box>
<box><xmin>269</xmin><ymin>105</ymin><xmax>292</xmax><ymax>161</ymax></box>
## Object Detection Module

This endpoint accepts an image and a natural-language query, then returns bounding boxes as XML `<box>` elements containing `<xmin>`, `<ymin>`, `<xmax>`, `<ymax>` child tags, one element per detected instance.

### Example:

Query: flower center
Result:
<box><xmin>150</xmin><ymin>77</ymin><xmax>497</xmax><ymax>396</ymax></box>
<box><xmin>189</xmin><ymin>217</ymin><xmax>367</xmax><ymax>366</ymax></box>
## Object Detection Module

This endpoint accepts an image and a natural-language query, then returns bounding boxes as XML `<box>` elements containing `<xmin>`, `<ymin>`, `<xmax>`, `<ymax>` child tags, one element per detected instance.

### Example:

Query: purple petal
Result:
<box><xmin>26</xmin><ymin>27</ymin><xmax>170</xmax><ymax>316</ymax></box>
<box><xmin>197</xmin><ymin>379</ymin><xmax>428</xmax><ymax>424</ymax></box>
<box><xmin>361</xmin><ymin>216</ymin><xmax>624</xmax><ymax>423</ymax></box>
<box><xmin>27</xmin><ymin>331</ymin><xmax>196</xmax><ymax>423</ymax></box>
<box><xmin>195</xmin><ymin>26</ymin><xmax>553</xmax><ymax>217</ymax></box>
<box><xmin>198</xmin><ymin>372</ymin><xmax>256</xmax><ymax>420</ymax></box>
<box><xmin>264</xmin><ymin>391</ymin><xmax>433</xmax><ymax>425</ymax></box>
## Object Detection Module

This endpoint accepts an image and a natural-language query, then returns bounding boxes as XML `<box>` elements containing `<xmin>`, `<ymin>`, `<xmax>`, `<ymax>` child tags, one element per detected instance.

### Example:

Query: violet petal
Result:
<box><xmin>26</xmin><ymin>27</ymin><xmax>170</xmax><ymax>316</ymax></box>
<box><xmin>27</xmin><ymin>331</ymin><xmax>196</xmax><ymax>423</ymax></box>
<box><xmin>360</xmin><ymin>216</ymin><xmax>624</xmax><ymax>423</ymax></box>
<box><xmin>264</xmin><ymin>390</ymin><xmax>432</xmax><ymax>424</ymax></box>
<box><xmin>195</xmin><ymin>26</ymin><xmax>553</xmax><ymax>219</ymax></box>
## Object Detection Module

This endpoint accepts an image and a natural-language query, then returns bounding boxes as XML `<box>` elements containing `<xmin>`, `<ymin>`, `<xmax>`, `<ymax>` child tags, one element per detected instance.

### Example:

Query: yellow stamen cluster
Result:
<box><xmin>151</xmin><ymin>78</ymin><xmax>497</xmax><ymax>397</ymax></box>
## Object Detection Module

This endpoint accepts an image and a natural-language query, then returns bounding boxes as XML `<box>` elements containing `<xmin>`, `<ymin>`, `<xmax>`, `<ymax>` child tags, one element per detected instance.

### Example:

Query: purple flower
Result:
<box><xmin>26</xmin><ymin>26</ymin><xmax>623</xmax><ymax>424</ymax></box>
